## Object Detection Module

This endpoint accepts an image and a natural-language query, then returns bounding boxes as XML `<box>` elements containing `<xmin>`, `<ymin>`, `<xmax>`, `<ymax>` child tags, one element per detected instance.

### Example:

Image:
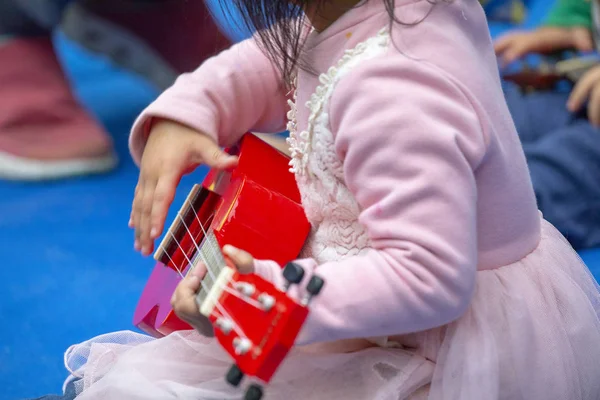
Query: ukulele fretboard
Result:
<box><xmin>193</xmin><ymin>232</ymin><xmax>227</xmax><ymax>305</ymax></box>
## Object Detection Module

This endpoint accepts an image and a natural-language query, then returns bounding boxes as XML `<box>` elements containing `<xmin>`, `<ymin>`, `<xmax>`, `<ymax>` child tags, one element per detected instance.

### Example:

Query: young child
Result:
<box><xmin>60</xmin><ymin>0</ymin><xmax>600</xmax><ymax>398</ymax></box>
<box><xmin>494</xmin><ymin>0</ymin><xmax>600</xmax><ymax>249</ymax></box>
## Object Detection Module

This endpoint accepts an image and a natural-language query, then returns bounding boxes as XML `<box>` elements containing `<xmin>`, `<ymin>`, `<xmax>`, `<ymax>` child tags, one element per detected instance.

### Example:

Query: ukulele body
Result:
<box><xmin>133</xmin><ymin>133</ymin><xmax>311</xmax><ymax>337</ymax></box>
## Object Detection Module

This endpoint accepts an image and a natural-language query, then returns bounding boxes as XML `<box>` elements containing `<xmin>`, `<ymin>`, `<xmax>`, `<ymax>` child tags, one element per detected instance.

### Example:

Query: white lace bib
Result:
<box><xmin>286</xmin><ymin>28</ymin><xmax>390</xmax><ymax>264</ymax></box>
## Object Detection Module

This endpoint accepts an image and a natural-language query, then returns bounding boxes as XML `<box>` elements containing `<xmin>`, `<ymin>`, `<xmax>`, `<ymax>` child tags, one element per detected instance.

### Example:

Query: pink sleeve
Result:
<box><xmin>129</xmin><ymin>37</ymin><xmax>289</xmax><ymax>165</ymax></box>
<box><xmin>254</xmin><ymin>57</ymin><xmax>489</xmax><ymax>345</ymax></box>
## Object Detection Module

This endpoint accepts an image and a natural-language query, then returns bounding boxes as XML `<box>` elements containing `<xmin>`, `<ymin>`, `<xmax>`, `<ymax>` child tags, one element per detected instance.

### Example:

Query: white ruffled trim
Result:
<box><xmin>286</xmin><ymin>27</ymin><xmax>390</xmax><ymax>175</ymax></box>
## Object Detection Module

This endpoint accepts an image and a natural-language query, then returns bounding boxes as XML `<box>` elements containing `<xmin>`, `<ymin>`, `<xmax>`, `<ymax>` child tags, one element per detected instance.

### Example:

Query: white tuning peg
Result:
<box><xmin>258</xmin><ymin>293</ymin><xmax>275</xmax><ymax>311</ymax></box>
<box><xmin>233</xmin><ymin>337</ymin><xmax>253</xmax><ymax>355</ymax></box>
<box><xmin>216</xmin><ymin>317</ymin><xmax>234</xmax><ymax>335</ymax></box>
<box><xmin>235</xmin><ymin>282</ymin><xmax>256</xmax><ymax>297</ymax></box>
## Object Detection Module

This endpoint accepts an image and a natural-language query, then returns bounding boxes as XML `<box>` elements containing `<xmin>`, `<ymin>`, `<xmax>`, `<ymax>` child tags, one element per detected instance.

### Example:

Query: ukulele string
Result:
<box><xmin>184</xmin><ymin>196</ymin><xmax>224</xmax><ymax>266</ymax></box>
<box><xmin>175</xmin><ymin>212</ymin><xmax>264</xmax><ymax>310</ymax></box>
<box><xmin>169</xmin><ymin>216</ymin><xmax>262</xmax><ymax>309</ymax></box>
<box><xmin>163</xmin><ymin>243</ymin><xmax>237</xmax><ymax>329</ymax></box>
<box><xmin>160</xmin><ymin>205</ymin><xmax>263</xmax><ymax>312</ymax></box>
<box><xmin>183</xmin><ymin>195</ymin><xmax>223</xmax><ymax>281</ymax></box>
<box><xmin>190</xmin><ymin>206</ymin><xmax>235</xmax><ymax>282</ymax></box>
<box><xmin>190</xmin><ymin>213</ymin><xmax>265</xmax><ymax>311</ymax></box>
<box><xmin>168</xmin><ymin>230</ymin><xmax>247</xmax><ymax>339</ymax></box>
<box><xmin>176</xmin><ymin>212</ymin><xmax>218</xmax><ymax>283</ymax></box>
<box><xmin>162</xmin><ymin>247</ymin><xmax>260</xmax><ymax>308</ymax></box>
<box><xmin>164</xmin><ymin>250</ymin><xmax>186</xmax><ymax>280</ymax></box>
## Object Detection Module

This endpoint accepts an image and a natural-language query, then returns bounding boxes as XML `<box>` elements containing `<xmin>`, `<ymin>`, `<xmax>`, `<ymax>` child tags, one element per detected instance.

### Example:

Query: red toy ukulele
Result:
<box><xmin>133</xmin><ymin>133</ymin><xmax>324</xmax><ymax>398</ymax></box>
<box><xmin>133</xmin><ymin>133</ymin><xmax>310</xmax><ymax>336</ymax></box>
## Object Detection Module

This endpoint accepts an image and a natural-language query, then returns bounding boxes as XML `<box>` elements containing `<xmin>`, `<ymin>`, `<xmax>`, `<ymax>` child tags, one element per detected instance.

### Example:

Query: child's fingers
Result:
<box><xmin>172</xmin><ymin>274</ymin><xmax>201</xmax><ymax>305</ymax></box>
<box><xmin>171</xmin><ymin>266</ymin><xmax>205</xmax><ymax>305</ymax></box>
<box><xmin>500</xmin><ymin>41</ymin><xmax>529</xmax><ymax>66</ymax></box>
<box><xmin>139</xmin><ymin>178</ymin><xmax>157</xmax><ymax>256</ymax></box>
<box><xmin>493</xmin><ymin>33</ymin><xmax>532</xmax><ymax>65</ymax></box>
<box><xmin>182</xmin><ymin>273</ymin><xmax>202</xmax><ymax>295</ymax></box>
<box><xmin>572</xmin><ymin>28</ymin><xmax>594</xmax><ymax>52</ymax></box>
<box><xmin>132</xmin><ymin>180</ymin><xmax>145</xmax><ymax>251</ymax></box>
<box><xmin>190</xmin><ymin>262</ymin><xmax>208</xmax><ymax>280</ymax></box>
<box><xmin>215</xmin><ymin>153</ymin><xmax>239</xmax><ymax>170</ymax></box>
<box><xmin>129</xmin><ymin>195</ymin><xmax>136</xmax><ymax>228</ymax></box>
<box><xmin>175</xmin><ymin>265</ymin><xmax>215</xmax><ymax>337</ymax></box>
<box><xmin>223</xmin><ymin>245</ymin><xmax>254</xmax><ymax>274</ymax></box>
<box><xmin>150</xmin><ymin>174</ymin><xmax>178</xmax><ymax>240</ymax></box>
<box><xmin>171</xmin><ymin>274</ymin><xmax>202</xmax><ymax>317</ymax></box>
<box><xmin>190</xmin><ymin>135</ymin><xmax>239</xmax><ymax>170</ymax></box>
<box><xmin>588</xmin><ymin>85</ymin><xmax>600</xmax><ymax>127</ymax></box>
<box><xmin>130</xmin><ymin>183</ymin><xmax>143</xmax><ymax>229</ymax></box>
<box><xmin>568</xmin><ymin>67</ymin><xmax>600</xmax><ymax>112</ymax></box>
<box><xmin>493</xmin><ymin>35</ymin><xmax>514</xmax><ymax>55</ymax></box>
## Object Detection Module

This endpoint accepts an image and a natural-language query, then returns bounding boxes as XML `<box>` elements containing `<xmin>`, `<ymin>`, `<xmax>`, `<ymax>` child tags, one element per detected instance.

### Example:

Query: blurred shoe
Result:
<box><xmin>0</xmin><ymin>37</ymin><xmax>117</xmax><ymax>181</ymax></box>
<box><xmin>61</xmin><ymin>0</ymin><xmax>232</xmax><ymax>90</ymax></box>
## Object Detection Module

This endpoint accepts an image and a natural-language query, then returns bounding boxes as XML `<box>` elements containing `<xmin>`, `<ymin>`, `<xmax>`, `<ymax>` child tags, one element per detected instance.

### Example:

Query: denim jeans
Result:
<box><xmin>504</xmin><ymin>82</ymin><xmax>600</xmax><ymax>249</ymax></box>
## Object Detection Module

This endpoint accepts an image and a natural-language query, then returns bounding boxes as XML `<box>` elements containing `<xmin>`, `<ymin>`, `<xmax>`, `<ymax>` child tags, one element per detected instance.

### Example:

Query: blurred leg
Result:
<box><xmin>0</xmin><ymin>0</ymin><xmax>116</xmax><ymax>181</ymax></box>
<box><xmin>503</xmin><ymin>82</ymin><xmax>575</xmax><ymax>143</ymax></box>
<box><xmin>524</xmin><ymin>120</ymin><xmax>600</xmax><ymax>249</ymax></box>
<box><xmin>502</xmin><ymin>81</ymin><xmax>600</xmax><ymax>249</ymax></box>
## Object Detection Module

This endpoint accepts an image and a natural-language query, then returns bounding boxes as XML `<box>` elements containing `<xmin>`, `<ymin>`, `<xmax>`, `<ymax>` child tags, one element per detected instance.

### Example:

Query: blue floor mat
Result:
<box><xmin>2</xmin><ymin>12</ymin><xmax>600</xmax><ymax>399</ymax></box>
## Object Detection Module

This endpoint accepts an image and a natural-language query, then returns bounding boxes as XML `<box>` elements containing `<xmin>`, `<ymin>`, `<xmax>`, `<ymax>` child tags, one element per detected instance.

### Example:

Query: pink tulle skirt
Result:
<box><xmin>64</xmin><ymin>219</ymin><xmax>600</xmax><ymax>399</ymax></box>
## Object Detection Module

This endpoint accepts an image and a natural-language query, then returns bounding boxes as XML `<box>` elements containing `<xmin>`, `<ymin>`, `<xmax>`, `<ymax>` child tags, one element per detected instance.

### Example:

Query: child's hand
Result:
<box><xmin>494</xmin><ymin>27</ymin><xmax>593</xmax><ymax>66</ymax></box>
<box><xmin>171</xmin><ymin>262</ymin><xmax>215</xmax><ymax>337</ymax></box>
<box><xmin>131</xmin><ymin>120</ymin><xmax>238</xmax><ymax>256</ymax></box>
<box><xmin>567</xmin><ymin>64</ymin><xmax>600</xmax><ymax>126</ymax></box>
<box><xmin>171</xmin><ymin>245</ymin><xmax>255</xmax><ymax>337</ymax></box>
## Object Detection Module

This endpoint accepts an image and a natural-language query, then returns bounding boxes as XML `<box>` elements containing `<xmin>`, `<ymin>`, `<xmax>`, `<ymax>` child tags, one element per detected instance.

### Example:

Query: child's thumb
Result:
<box><xmin>222</xmin><ymin>245</ymin><xmax>254</xmax><ymax>274</ymax></box>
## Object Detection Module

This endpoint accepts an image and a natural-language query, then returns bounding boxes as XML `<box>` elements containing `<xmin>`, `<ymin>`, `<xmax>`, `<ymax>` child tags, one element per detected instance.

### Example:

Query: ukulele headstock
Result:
<box><xmin>198</xmin><ymin>262</ymin><xmax>324</xmax><ymax>400</ymax></box>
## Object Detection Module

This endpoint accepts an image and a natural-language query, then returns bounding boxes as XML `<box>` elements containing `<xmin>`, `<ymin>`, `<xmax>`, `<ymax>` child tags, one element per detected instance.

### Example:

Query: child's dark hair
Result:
<box><xmin>220</xmin><ymin>0</ymin><xmax>446</xmax><ymax>86</ymax></box>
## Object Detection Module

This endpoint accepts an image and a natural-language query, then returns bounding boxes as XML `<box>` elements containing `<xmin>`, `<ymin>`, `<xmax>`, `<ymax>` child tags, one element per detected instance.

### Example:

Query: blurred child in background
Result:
<box><xmin>493</xmin><ymin>0</ymin><xmax>600</xmax><ymax>250</ymax></box>
<box><xmin>0</xmin><ymin>0</ymin><xmax>230</xmax><ymax>181</ymax></box>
